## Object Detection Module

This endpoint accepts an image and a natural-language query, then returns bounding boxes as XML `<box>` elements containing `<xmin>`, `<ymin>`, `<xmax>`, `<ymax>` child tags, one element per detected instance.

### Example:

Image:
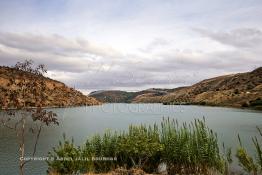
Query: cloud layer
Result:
<box><xmin>0</xmin><ymin>0</ymin><xmax>262</xmax><ymax>93</ymax></box>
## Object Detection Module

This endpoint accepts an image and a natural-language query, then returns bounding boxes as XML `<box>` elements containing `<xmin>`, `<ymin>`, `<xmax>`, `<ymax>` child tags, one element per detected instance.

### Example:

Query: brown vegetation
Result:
<box><xmin>0</xmin><ymin>65</ymin><xmax>101</xmax><ymax>108</ymax></box>
<box><xmin>90</xmin><ymin>67</ymin><xmax>262</xmax><ymax>109</ymax></box>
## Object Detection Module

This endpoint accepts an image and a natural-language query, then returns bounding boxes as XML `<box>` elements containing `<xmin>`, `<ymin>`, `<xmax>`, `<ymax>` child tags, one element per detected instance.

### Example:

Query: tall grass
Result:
<box><xmin>116</xmin><ymin>124</ymin><xmax>162</xmax><ymax>172</ymax></box>
<box><xmin>47</xmin><ymin>134</ymin><xmax>82</xmax><ymax>174</ymax></box>
<box><xmin>160</xmin><ymin>118</ymin><xmax>225</xmax><ymax>174</ymax></box>
<box><xmin>236</xmin><ymin>127</ymin><xmax>262</xmax><ymax>175</ymax></box>
<box><xmin>47</xmin><ymin>118</ymin><xmax>225</xmax><ymax>174</ymax></box>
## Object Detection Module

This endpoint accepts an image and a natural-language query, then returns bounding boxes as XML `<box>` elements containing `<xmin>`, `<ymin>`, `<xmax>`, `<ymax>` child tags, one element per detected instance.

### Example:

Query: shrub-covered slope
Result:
<box><xmin>90</xmin><ymin>68</ymin><xmax>262</xmax><ymax>108</ymax></box>
<box><xmin>0</xmin><ymin>66</ymin><xmax>101</xmax><ymax>108</ymax></box>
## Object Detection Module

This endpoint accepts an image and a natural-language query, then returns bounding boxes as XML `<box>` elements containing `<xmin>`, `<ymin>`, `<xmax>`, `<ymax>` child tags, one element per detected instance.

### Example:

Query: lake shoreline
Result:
<box><xmin>1</xmin><ymin>100</ymin><xmax>261</xmax><ymax>112</ymax></box>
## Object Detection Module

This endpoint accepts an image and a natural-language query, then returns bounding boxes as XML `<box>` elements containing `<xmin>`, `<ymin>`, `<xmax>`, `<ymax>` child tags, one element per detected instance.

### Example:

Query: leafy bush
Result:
<box><xmin>47</xmin><ymin>134</ymin><xmax>82</xmax><ymax>174</ymax></box>
<box><xmin>116</xmin><ymin>124</ymin><xmax>162</xmax><ymax>172</ymax></box>
<box><xmin>47</xmin><ymin>118</ymin><xmax>226</xmax><ymax>174</ymax></box>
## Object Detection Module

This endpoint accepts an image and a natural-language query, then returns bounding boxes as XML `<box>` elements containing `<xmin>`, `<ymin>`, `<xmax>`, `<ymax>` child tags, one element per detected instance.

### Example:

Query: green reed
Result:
<box><xmin>47</xmin><ymin>118</ymin><xmax>226</xmax><ymax>174</ymax></box>
<box><xmin>160</xmin><ymin>118</ymin><xmax>225</xmax><ymax>174</ymax></box>
<box><xmin>236</xmin><ymin>127</ymin><xmax>262</xmax><ymax>175</ymax></box>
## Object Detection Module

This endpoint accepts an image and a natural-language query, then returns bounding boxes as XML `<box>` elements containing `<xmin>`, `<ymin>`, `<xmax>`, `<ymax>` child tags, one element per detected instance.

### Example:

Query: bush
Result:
<box><xmin>241</xmin><ymin>102</ymin><xmax>250</xmax><ymax>107</ymax></box>
<box><xmin>47</xmin><ymin>134</ymin><xmax>82</xmax><ymax>174</ymax></box>
<box><xmin>250</xmin><ymin>99</ymin><xmax>262</xmax><ymax>107</ymax></box>
<box><xmin>117</xmin><ymin>124</ymin><xmax>162</xmax><ymax>172</ymax></box>
<box><xmin>160</xmin><ymin>118</ymin><xmax>225</xmax><ymax>174</ymax></box>
<box><xmin>47</xmin><ymin>118</ymin><xmax>226</xmax><ymax>174</ymax></box>
<box><xmin>82</xmin><ymin>132</ymin><xmax>118</xmax><ymax>173</ymax></box>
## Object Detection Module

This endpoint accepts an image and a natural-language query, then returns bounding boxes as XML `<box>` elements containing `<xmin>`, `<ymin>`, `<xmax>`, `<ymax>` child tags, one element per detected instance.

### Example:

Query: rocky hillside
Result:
<box><xmin>0</xmin><ymin>66</ymin><xmax>101</xmax><ymax>108</ymax></box>
<box><xmin>90</xmin><ymin>67</ymin><xmax>262</xmax><ymax>109</ymax></box>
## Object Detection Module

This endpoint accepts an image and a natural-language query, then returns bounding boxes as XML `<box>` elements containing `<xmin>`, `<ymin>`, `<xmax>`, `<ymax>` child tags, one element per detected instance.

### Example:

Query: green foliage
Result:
<box><xmin>48</xmin><ymin>118</ymin><xmax>226</xmax><ymax>174</ymax></box>
<box><xmin>47</xmin><ymin>134</ymin><xmax>82</xmax><ymax>174</ymax></box>
<box><xmin>236</xmin><ymin>147</ymin><xmax>257</xmax><ymax>173</ymax></box>
<box><xmin>82</xmin><ymin>131</ymin><xmax>118</xmax><ymax>173</ymax></box>
<box><xmin>117</xmin><ymin>124</ymin><xmax>162</xmax><ymax>172</ymax></box>
<box><xmin>160</xmin><ymin>118</ymin><xmax>225</xmax><ymax>174</ymax></box>
<box><xmin>236</xmin><ymin>127</ymin><xmax>262</xmax><ymax>175</ymax></box>
<box><xmin>222</xmin><ymin>143</ymin><xmax>232</xmax><ymax>175</ymax></box>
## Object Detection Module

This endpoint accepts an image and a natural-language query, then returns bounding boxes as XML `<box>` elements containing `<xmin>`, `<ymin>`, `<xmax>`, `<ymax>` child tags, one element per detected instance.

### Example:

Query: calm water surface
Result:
<box><xmin>0</xmin><ymin>104</ymin><xmax>262</xmax><ymax>174</ymax></box>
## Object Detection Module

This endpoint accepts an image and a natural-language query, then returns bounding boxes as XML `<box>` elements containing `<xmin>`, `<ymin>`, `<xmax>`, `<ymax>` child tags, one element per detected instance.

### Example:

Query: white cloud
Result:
<box><xmin>0</xmin><ymin>32</ymin><xmax>121</xmax><ymax>58</ymax></box>
<box><xmin>0</xmin><ymin>29</ymin><xmax>261</xmax><ymax>92</ymax></box>
<box><xmin>0</xmin><ymin>1</ymin><xmax>262</xmax><ymax>92</ymax></box>
<box><xmin>194</xmin><ymin>28</ymin><xmax>262</xmax><ymax>49</ymax></box>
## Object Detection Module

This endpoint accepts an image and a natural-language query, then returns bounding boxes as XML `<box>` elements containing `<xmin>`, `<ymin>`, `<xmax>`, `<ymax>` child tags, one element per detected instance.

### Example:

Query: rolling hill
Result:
<box><xmin>89</xmin><ymin>67</ymin><xmax>262</xmax><ymax>109</ymax></box>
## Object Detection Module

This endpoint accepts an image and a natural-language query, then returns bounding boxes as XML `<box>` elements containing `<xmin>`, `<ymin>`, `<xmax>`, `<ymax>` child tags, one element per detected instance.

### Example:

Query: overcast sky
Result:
<box><xmin>0</xmin><ymin>0</ymin><xmax>262</xmax><ymax>94</ymax></box>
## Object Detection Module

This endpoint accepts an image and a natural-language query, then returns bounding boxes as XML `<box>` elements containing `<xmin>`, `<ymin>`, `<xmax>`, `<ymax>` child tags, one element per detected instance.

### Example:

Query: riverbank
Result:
<box><xmin>162</xmin><ymin>100</ymin><xmax>262</xmax><ymax>111</ymax></box>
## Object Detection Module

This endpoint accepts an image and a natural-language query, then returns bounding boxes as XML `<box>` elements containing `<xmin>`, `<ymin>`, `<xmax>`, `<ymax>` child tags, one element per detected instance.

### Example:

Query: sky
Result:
<box><xmin>0</xmin><ymin>0</ymin><xmax>262</xmax><ymax>94</ymax></box>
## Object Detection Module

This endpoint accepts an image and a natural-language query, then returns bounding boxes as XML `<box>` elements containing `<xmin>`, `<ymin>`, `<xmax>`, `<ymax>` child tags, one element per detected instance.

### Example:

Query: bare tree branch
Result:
<box><xmin>23</xmin><ymin>124</ymin><xmax>43</xmax><ymax>166</ymax></box>
<box><xmin>0</xmin><ymin>60</ymin><xmax>59</xmax><ymax>175</ymax></box>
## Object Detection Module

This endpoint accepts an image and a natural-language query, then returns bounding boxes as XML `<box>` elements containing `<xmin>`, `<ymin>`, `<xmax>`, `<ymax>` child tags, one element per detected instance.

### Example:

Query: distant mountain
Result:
<box><xmin>88</xmin><ymin>89</ymin><xmax>169</xmax><ymax>103</ymax></box>
<box><xmin>0</xmin><ymin>66</ymin><xmax>101</xmax><ymax>108</ymax></box>
<box><xmin>89</xmin><ymin>67</ymin><xmax>262</xmax><ymax>109</ymax></box>
<box><xmin>88</xmin><ymin>90</ymin><xmax>136</xmax><ymax>103</ymax></box>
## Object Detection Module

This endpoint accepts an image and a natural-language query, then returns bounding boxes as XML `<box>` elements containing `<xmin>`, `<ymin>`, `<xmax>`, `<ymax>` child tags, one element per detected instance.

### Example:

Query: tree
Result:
<box><xmin>0</xmin><ymin>60</ymin><xmax>59</xmax><ymax>175</ymax></box>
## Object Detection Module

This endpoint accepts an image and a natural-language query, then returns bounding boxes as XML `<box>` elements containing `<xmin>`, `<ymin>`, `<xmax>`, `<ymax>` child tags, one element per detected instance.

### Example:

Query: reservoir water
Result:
<box><xmin>0</xmin><ymin>103</ymin><xmax>262</xmax><ymax>174</ymax></box>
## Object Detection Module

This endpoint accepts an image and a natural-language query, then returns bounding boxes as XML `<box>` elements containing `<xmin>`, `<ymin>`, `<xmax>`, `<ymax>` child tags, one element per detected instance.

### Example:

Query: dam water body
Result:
<box><xmin>0</xmin><ymin>103</ymin><xmax>262</xmax><ymax>174</ymax></box>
